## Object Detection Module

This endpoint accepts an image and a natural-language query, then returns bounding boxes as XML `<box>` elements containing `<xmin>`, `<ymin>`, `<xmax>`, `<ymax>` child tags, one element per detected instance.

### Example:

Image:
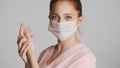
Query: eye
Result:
<box><xmin>50</xmin><ymin>15</ymin><xmax>58</xmax><ymax>20</ymax></box>
<box><xmin>66</xmin><ymin>16</ymin><xmax>72</xmax><ymax>20</ymax></box>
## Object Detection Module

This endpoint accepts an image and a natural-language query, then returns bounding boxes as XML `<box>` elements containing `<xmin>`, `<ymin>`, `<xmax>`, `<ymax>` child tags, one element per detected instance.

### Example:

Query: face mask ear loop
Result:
<box><xmin>76</xmin><ymin>19</ymin><xmax>82</xmax><ymax>37</ymax></box>
<box><xmin>76</xmin><ymin>19</ymin><xmax>79</xmax><ymax>29</ymax></box>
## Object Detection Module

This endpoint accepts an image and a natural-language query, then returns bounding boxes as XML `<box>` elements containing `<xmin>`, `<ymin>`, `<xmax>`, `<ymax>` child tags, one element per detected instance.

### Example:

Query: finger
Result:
<box><xmin>27</xmin><ymin>27</ymin><xmax>32</xmax><ymax>33</ymax></box>
<box><xmin>21</xmin><ymin>44</ymin><xmax>29</xmax><ymax>58</ymax></box>
<box><xmin>27</xmin><ymin>27</ymin><xmax>34</xmax><ymax>37</ymax></box>
<box><xmin>19</xmin><ymin>41</ymin><xmax>28</xmax><ymax>53</ymax></box>
<box><xmin>18</xmin><ymin>37</ymin><xmax>27</xmax><ymax>49</ymax></box>
<box><xmin>17</xmin><ymin>35</ymin><xmax>23</xmax><ymax>44</ymax></box>
<box><xmin>17</xmin><ymin>23</ymin><xmax>25</xmax><ymax>43</ymax></box>
<box><xmin>19</xmin><ymin>41</ymin><xmax>29</xmax><ymax>56</ymax></box>
<box><xmin>23</xmin><ymin>45</ymin><xmax>29</xmax><ymax>55</ymax></box>
<box><xmin>19</xmin><ymin>45</ymin><xmax>29</xmax><ymax>58</ymax></box>
<box><xmin>25</xmin><ymin>29</ymin><xmax>31</xmax><ymax>39</ymax></box>
<box><xmin>19</xmin><ymin>23</ymin><xmax>25</xmax><ymax>36</ymax></box>
<box><xmin>30</xmin><ymin>35</ymin><xmax>34</xmax><ymax>37</ymax></box>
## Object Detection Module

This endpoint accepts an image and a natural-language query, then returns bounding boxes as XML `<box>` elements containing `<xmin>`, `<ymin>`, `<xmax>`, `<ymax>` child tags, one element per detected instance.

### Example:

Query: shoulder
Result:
<box><xmin>70</xmin><ymin>44</ymin><xmax>96</xmax><ymax>68</ymax></box>
<box><xmin>80</xmin><ymin>44</ymin><xmax>96</xmax><ymax>64</ymax></box>
<box><xmin>79</xmin><ymin>43</ymin><xmax>96</xmax><ymax>61</ymax></box>
<box><xmin>81</xmin><ymin>45</ymin><xmax>96</xmax><ymax>62</ymax></box>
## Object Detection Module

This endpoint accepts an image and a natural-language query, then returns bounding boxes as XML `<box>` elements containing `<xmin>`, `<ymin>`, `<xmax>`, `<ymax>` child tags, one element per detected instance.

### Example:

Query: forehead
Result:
<box><xmin>50</xmin><ymin>1</ymin><xmax>78</xmax><ymax>15</ymax></box>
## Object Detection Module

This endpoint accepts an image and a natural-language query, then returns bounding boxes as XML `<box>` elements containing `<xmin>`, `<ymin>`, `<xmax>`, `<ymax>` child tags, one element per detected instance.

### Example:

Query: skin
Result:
<box><xmin>47</xmin><ymin>1</ymin><xmax>83</xmax><ymax>65</ymax></box>
<box><xmin>17</xmin><ymin>24</ymin><xmax>39</xmax><ymax>68</ymax></box>
<box><xmin>17</xmin><ymin>1</ymin><xmax>83</xmax><ymax>68</ymax></box>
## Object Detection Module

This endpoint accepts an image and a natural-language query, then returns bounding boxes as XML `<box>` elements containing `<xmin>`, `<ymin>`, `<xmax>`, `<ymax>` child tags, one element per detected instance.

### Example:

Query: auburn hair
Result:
<box><xmin>50</xmin><ymin>0</ymin><xmax>83</xmax><ymax>17</ymax></box>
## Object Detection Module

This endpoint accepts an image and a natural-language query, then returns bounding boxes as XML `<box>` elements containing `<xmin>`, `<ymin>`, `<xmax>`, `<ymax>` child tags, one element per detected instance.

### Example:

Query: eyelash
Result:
<box><xmin>66</xmin><ymin>16</ymin><xmax>72</xmax><ymax>19</ymax></box>
<box><xmin>50</xmin><ymin>15</ymin><xmax>72</xmax><ymax>21</ymax></box>
<box><xmin>50</xmin><ymin>15</ymin><xmax>58</xmax><ymax>20</ymax></box>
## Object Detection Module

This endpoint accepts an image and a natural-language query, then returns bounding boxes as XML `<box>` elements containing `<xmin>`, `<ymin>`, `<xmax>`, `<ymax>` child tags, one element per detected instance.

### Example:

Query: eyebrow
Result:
<box><xmin>50</xmin><ymin>13</ymin><xmax>58</xmax><ymax>15</ymax></box>
<box><xmin>63</xmin><ymin>13</ymin><xmax>73</xmax><ymax>15</ymax></box>
<box><xmin>50</xmin><ymin>13</ymin><xmax>73</xmax><ymax>16</ymax></box>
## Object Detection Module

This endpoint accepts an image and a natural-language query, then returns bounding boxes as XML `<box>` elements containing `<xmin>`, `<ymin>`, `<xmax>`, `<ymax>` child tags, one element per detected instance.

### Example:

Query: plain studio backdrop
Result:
<box><xmin>0</xmin><ymin>0</ymin><xmax>120</xmax><ymax>68</ymax></box>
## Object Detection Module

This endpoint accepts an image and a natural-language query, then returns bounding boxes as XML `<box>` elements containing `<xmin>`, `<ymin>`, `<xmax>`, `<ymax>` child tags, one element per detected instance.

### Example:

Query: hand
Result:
<box><xmin>17</xmin><ymin>23</ymin><xmax>35</xmax><ymax>64</ymax></box>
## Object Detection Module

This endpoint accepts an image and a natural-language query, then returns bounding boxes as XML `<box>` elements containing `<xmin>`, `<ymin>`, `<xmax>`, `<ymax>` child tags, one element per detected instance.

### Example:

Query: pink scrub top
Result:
<box><xmin>38</xmin><ymin>43</ymin><xmax>96</xmax><ymax>68</ymax></box>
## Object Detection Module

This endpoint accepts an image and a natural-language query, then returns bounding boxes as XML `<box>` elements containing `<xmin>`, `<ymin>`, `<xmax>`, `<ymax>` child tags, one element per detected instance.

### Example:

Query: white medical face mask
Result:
<box><xmin>48</xmin><ymin>20</ymin><xmax>78</xmax><ymax>41</ymax></box>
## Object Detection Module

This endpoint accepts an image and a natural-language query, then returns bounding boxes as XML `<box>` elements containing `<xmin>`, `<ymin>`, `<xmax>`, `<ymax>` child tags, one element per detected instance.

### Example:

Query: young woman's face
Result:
<box><xmin>49</xmin><ymin>1</ymin><xmax>80</xmax><ymax>23</ymax></box>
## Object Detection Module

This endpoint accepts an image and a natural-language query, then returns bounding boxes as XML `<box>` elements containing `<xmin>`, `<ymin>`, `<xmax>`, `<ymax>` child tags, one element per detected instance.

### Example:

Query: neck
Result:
<box><xmin>55</xmin><ymin>33</ymin><xmax>81</xmax><ymax>53</ymax></box>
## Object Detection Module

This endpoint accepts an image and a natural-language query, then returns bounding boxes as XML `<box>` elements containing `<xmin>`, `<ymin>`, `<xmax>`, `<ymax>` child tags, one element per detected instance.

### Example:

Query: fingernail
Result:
<box><xmin>21</xmin><ymin>23</ymin><xmax>23</xmax><ymax>26</ymax></box>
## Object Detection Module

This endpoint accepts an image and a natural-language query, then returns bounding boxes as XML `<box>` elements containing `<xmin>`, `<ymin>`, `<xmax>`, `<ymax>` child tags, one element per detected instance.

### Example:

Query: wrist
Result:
<box><xmin>27</xmin><ymin>53</ymin><xmax>39</xmax><ymax>68</ymax></box>
<box><xmin>28</xmin><ymin>58</ymin><xmax>39</xmax><ymax>68</ymax></box>
<box><xmin>27</xmin><ymin>52</ymin><xmax>36</xmax><ymax>62</ymax></box>
<box><xmin>25</xmin><ymin>62</ymin><xmax>30</xmax><ymax>68</ymax></box>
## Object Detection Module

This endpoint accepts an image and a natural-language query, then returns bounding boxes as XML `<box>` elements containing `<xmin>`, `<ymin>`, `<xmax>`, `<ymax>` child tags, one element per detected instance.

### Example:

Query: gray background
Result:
<box><xmin>0</xmin><ymin>0</ymin><xmax>120</xmax><ymax>68</ymax></box>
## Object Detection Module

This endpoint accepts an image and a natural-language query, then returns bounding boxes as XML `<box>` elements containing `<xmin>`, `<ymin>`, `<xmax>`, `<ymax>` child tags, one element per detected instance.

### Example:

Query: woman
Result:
<box><xmin>17</xmin><ymin>0</ymin><xmax>96</xmax><ymax>68</ymax></box>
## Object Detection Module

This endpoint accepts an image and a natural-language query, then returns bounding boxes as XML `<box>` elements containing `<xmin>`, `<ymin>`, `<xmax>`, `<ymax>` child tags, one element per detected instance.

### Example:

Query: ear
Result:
<box><xmin>77</xmin><ymin>16</ymin><xmax>83</xmax><ymax>27</ymax></box>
